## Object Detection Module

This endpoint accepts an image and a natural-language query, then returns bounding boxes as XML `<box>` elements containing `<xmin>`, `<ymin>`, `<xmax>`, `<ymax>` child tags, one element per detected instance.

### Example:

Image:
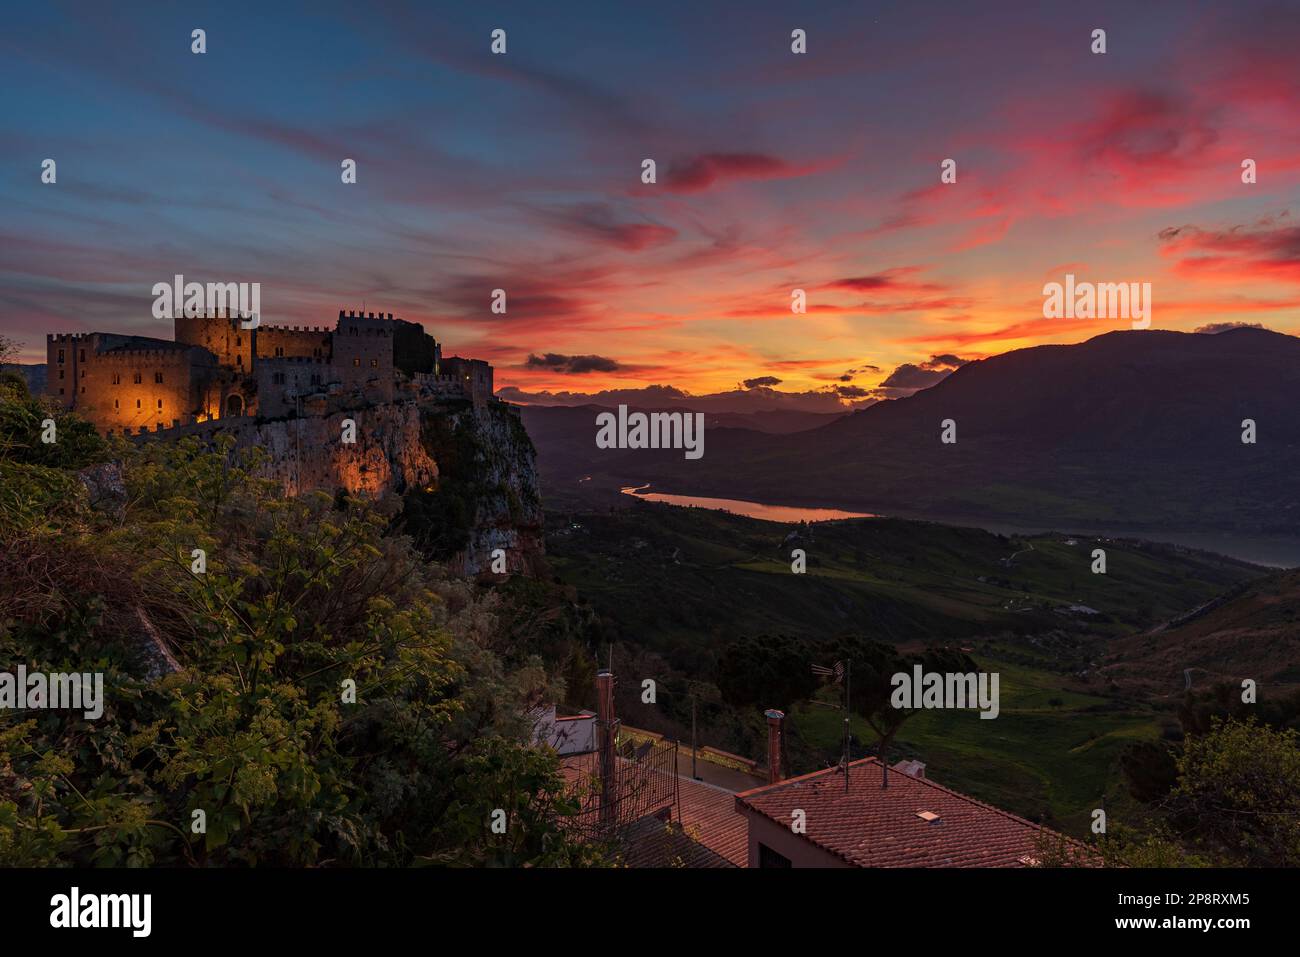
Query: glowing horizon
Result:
<box><xmin>4</xmin><ymin>1</ymin><xmax>1300</xmax><ymax>406</ymax></box>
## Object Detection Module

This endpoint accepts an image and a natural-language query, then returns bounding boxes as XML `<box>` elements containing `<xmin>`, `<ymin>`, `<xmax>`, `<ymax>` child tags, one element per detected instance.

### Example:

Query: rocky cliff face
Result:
<box><xmin>238</xmin><ymin>402</ymin><xmax>438</xmax><ymax>498</ymax></box>
<box><xmin>402</xmin><ymin>399</ymin><xmax>546</xmax><ymax>577</ymax></box>
<box><xmin>441</xmin><ymin>401</ymin><xmax>545</xmax><ymax>577</ymax></box>
<box><xmin>206</xmin><ymin>398</ymin><xmax>543</xmax><ymax>576</ymax></box>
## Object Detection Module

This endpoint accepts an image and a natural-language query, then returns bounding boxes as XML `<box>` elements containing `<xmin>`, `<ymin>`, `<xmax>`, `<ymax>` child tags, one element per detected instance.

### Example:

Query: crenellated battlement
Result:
<box><xmin>260</xmin><ymin>324</ymin><xmax>331</xmax><ymax>334</ymax></box>
<box><xmin>92</xmin><ymin>348</ymin><xmax>200</xmax><ymax>363</ymax></box>
<box><xmin>48</xmin><ymin>305</ymin><xmax>491</xmax><ymax>432</ymax></box>
<box><xmin>339</xmin><ymin>310</ymin><xmax>396</xmax><ymax>321</ymax></box>
<box><xmin>261</xmin><ymin>355</ymin><xmax>329</xmax><ymax>365</ymax></box>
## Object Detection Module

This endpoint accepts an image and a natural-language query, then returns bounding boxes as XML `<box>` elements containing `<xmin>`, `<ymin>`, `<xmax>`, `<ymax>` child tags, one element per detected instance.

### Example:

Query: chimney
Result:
<box><xmin>765</xmin><ymin>709</ymin><xmax>785</xmax><ymax>784</ymax></box>
<box><xmin>596</xmin><ymin>670</ymin><xmax>617</xmax><ymax>822</ymax></box>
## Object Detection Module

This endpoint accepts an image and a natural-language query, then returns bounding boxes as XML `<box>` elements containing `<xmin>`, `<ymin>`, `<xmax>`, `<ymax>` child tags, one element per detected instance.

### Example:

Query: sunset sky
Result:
<box><xmin>4</xmin><ymin>0</ymin><xmax>1300</xmax><ymax>410</ymax></box>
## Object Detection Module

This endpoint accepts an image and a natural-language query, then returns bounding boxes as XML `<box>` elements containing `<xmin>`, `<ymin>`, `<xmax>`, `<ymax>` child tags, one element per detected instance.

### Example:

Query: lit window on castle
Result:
<box><xmin>112</xmin><ymin>373</ymin><xmax>120</xmax><ymax>385</ymax></box>
<box><xmin>133</xmin><ymin>372</ymin><xmax>142</xmax><ymax>384</ymax></box>
<box><xmin>353</xmin><ymin>358</ymin><xmax>360</xmax><ymax>367</ymax></box>
<box><xmin>370</xmin><ymin>359</ymin><xmax>378</xmax><ymax>368</ymax></box>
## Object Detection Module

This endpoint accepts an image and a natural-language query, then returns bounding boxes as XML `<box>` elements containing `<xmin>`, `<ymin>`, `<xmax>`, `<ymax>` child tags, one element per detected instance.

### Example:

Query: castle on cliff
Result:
<box><xmin>47</xmin><ymin>311</ymin><xmax>493</xmax><ymax>434</ymax></box>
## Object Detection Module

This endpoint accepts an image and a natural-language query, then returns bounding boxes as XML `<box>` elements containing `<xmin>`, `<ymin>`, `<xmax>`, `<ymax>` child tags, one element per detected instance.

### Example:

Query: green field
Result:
<box><xmin>546</xmin><ymin>501</ymin><xmax>1262</xmax><ymax>835</ymax></box>
<box><xmin>794</xmin><ymin>651</ymin><xmax>1163</xmax><ymax>834</ymax></box>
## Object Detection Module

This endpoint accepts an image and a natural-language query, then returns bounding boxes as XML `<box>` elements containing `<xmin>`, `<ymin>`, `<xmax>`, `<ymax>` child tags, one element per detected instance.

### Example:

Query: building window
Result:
<box><xmin>112</xmin><ymin>373</ymin><xmax>120</xmax><ymax>385</ymax></box>
<box><xmin>157</xmin><ymin>399</ymin><xmax>163</xmax><ymax>410</ymax></box>
<box><xmin>133</xmin><ymin>372</ymin><xmax>142</xmax><ymax>384</ymax></box>
<box><xmin>79</xmin><ymin>350</ymin><xmax>85</xmax><ymax>362</ymax></box>
<box><xmin>236</xmin><ymin>336</ymin><xmax>241</xmax><ymax>347</ymax></box>
<box><xmin>80</xmin><ymin>386</ymin><xmax>85</xmax><ymax>394</ymax></box>
<box><xmin>81</xmin><ymin>369</ymin><xmax>86</xmax><ymax>378</ymax></box>
<box><xmin>237</xmin><ymin>355</ymin><xmax>243</xmax><ymax>366</ymax></box>
<box><xmin>155</xmin><ymin>372</ymin><xmax>164</xmax><ymax>384</ymax></box>
<box><xmin>273</xmin><ymin>372</ymin><xmax>285</xmax><ymax>385</ymax></box>
<box><xmin>758</xmin><ymin>844</ymin><xmax>792</xmax><ymax>868</ymax></box>
<box><xmin>136</xmin><ymin>399</ymin><xmax>141</xmax><ymax>409</ymax></box>
<box><xmin>353</xmin><ymin>358</ymin><xmax>360</xmax><ymax>367</ymax></box>
<box><xmin>58</xmin><ymin>369</ymin><xmax>64</xmax><ymax>380</ymax></box>
<box><xmin>57</xmin><ymin>350</ymin><xmax>65</xmax><ymax>363</ymax></box>
<box><xmin>274</xmin><ymin>346</ymin><xmax>284</xmax><ymax>357</ymax></box>
<box><xmin>370</xmin><ymin>358</ymin><xmax>378</xmax><ymax>368</ymax></box>
<box><xmin>114</xmin><ymin>399</ymin><xmax>119</xmax><ymax>410</ymax></box>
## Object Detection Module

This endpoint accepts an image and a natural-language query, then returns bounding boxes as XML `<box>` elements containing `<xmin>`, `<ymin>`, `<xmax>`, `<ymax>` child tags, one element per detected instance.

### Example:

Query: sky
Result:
<box><xmin>4</xmin><ymin>0</ymin><xmax>1300</xmax><ymax>411</ymax></box>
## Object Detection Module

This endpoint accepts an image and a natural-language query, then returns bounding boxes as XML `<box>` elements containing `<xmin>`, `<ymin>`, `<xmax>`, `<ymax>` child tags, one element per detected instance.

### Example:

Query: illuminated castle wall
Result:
<box><xmin>48</xmin><ymin>309</ymin><xmax>482</xmax><ymax>435</ymax></box>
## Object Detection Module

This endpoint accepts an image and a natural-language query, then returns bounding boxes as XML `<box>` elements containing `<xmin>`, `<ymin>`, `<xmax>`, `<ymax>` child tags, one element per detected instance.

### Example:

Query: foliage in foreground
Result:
<box><xmin>0</xmin><ymin>399</ymin><xmax>602</xmax><ymax>867</ymax></box>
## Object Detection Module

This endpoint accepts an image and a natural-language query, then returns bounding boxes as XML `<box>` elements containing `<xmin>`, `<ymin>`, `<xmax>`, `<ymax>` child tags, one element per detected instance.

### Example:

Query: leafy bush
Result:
<box><xmin>0</xmin><ymin>398</ymin><xmax>602</xmax><ymax>867</ymax></box>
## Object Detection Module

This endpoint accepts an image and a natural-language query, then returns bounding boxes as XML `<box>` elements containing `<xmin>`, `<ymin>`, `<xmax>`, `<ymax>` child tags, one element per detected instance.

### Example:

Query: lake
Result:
<box><xmin>619</xmin><ymin>485</ymin><xmax>1300</xmax><ymax>567</ymax></box>
<box><xmin>620</xmin><ymin>485</ymin><xmax>877</xmax><ymax>523</ymax></box>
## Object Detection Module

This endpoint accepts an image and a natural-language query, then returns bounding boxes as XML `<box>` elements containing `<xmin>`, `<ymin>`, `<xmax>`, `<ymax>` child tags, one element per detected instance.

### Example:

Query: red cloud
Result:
<box><xmin>661</xmin><ymin>153</ymin><xmax>814</xmax><ymax>193</ymax></box>
<box><xmin>1159</xmin><ymin>215</ymin><xmax>1300</xmax><ymax>284</ymax></box>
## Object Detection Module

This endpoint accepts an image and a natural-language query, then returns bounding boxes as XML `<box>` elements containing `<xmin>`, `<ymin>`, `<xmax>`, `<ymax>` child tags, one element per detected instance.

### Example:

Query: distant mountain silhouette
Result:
<box><xmin>527</xmin><ymin>329</ymin><xmax>1300</xmax><ymax>535</ymax></box>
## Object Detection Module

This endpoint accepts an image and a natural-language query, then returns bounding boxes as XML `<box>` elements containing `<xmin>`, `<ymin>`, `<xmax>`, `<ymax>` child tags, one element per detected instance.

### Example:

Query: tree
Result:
<box><xmin>0</xmin><ymin>412</ymin><xmax>601</xmax><ymax>868</ymax></box>
<box><xmin>823</xmin><ymin>635</ymin><xmax>975</xmax><ymax>788</ymax></box>
<box><xmin>715</xmin><ymin>633</ymin><xmax>819</xmax><ymax>714</ymax></box>
<box><xmin>1164</xmin><ymin>717</ymin><xmax>1300</xmax><ymax>866</ymax></box>
<box><xmin>716</xmin><ymin>633</ymin><xmax>820</xmax><ymax>774</ymax></box>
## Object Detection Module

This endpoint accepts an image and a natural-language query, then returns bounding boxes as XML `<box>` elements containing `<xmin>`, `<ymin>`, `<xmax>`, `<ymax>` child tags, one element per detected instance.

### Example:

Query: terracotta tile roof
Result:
<box><xmin>672</xmin><ymin>775</ymin><xmax>748</xmax><ymax>867</ymax></box>
<box><xmin>736</xmin><ymin>758</ymin><xmax>1087</xmax><ymax>868</ymax></box>
<box><xmin>614</xmin><ymin>814</ymin><xmax>736</xmax><ymax>868</ymax></box>
<box><xmin>558</xmin><ymin>755</ymin><xmax>748</xmax><ymax>867</ymax></box>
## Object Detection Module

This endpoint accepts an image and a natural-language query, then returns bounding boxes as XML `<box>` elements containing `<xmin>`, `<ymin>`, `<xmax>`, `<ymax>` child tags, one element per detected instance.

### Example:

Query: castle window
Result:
<box><xmin>275</xmin><ymin>346</ymin><xmax>284</xmax><ymax>357</ymax></box>
<box><xmin>79</xmin><ymin>350</ymin><xmax>85</xmax><ymax>362</ymax></box>
<box><xmin>155</xmin><ymin>372</ymin><xmax>164</xmax><ymax>384</ymax></box>
<box><xmin>80</xmin><ymin>386</ymin><xmax>85</xmax><ymax>394</ymax></box>
<box><xmin>237</xmin><ymin>355</ymin><xmax>243</xmax><ymax>366</ymax></box>
<box><xmin>112</xmin><ymin>373</ymin><xmax>120</xmax><ymax>385</ymax></box>
<box><xmin>370</xmin><ymin>358</ymin><xmax>378</xmax><ymax>368</ymax></box>
<box><xmin>157</xmin><ymin>399</ymin><xmax>163</xmax><ymax>410</ymax></box>
<box><xmin>236</xmin><ymin>336</ymin><xmax>242</xmax><ymax>347</ymax></box>
<box><xmin>58</xmin><ymin>369</ymin><xmax>64</xmax><ymax>380</ymax></box>
<box><xmin>81</xmin><ymin>368</ymin><xmax>86</xmax><ymax>378</ymax></box>
<box><xmin>136</xmin><ymin>399</ymin><xmax>141</xmax><ymax>409</ymax></box>
<box><xmin>114</xmin><ymin>399</ymin><xmax>119</xmax><ymax>410</ymax></box>
<box><xmin>353</xmin><ymin>358</ymin><xmax>360</xmax><ymax>367</ymax></box>
<box><xmin>133</xmin><ymin>372</ymin><xmax>142</xmax><ymax>384</ymax></box>
<box><xmin>273</xmin><ymin>372</ymin><xmax>285</xmax><ymax>385</ymax></box>
<box><xmin>57</xmin><ymin>350</ymin><xmax>65</xmax><ymax>363</ymax></box>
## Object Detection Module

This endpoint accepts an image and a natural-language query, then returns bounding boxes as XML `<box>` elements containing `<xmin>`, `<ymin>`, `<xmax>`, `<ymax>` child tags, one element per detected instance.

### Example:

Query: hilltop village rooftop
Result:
<box><xmin>46</xmin><ymin>310</ymin><xmax>494</xmax><ymax>435</ymax></box>
<box><xmin>542</xmin><ymin>675</ymin><xmax>1090</xmax><ymax>868</ymax></box>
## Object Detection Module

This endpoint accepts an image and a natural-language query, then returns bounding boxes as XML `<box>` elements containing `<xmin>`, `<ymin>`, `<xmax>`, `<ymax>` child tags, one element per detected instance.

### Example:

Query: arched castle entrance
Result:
<box><xmin>225</xmin><ymin>394</ymin><xmax>244</xmax><ymax>418</ymax></box>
